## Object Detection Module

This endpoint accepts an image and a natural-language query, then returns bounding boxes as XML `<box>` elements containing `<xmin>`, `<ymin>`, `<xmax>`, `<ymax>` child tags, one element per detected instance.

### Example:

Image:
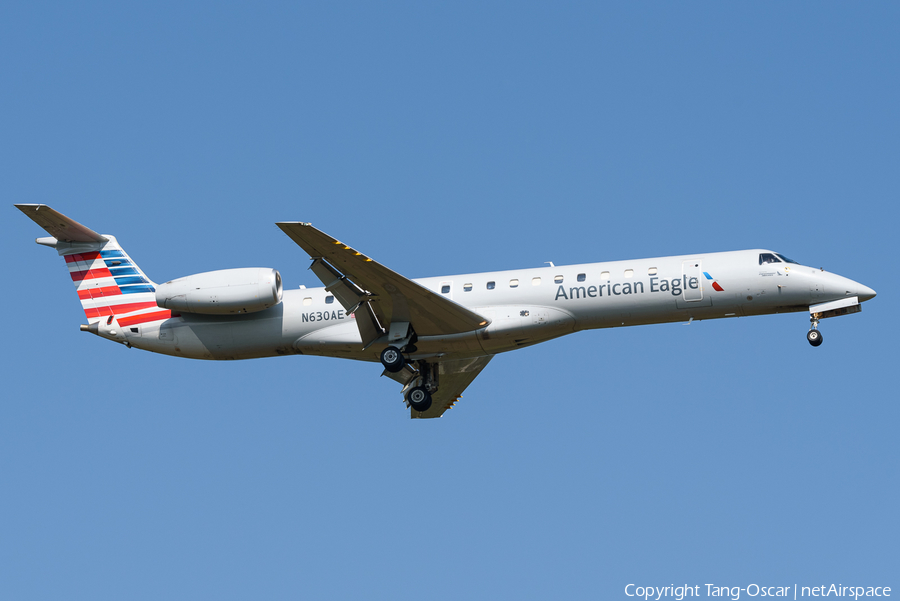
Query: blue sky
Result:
<box><xmin>2</xmin><ymin>3</ymin><xmax>897</xmax><ymax>599</ymax></box>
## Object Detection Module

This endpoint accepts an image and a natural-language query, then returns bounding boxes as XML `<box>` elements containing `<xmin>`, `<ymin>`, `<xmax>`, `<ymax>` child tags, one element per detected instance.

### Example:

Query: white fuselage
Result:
<box><xmin>107</xmin><ymin>249</ymin><xmax>872</xmax><ymax>362</ymax></box>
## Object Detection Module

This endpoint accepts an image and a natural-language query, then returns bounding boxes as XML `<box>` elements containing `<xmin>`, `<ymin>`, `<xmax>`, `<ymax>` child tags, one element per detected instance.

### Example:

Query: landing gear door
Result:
<box><xmin>682</xmin><ymin>260</ymin><xmax>703</xmax><ymax>302</ymax></box>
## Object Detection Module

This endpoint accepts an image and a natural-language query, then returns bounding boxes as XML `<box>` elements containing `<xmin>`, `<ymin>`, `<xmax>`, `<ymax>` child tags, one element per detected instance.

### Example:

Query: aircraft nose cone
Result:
<box><xmin>858</xmin><ymin>283</ymin><xmax>876</xmax><ymax>302</ymax></box>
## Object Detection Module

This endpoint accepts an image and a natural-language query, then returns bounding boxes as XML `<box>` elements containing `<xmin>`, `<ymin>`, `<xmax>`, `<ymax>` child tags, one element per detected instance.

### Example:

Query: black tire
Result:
<box><xmin>380</xmin><ymin>346</ymin><xmax>405</xmax><ymax>372</ymax></box>
<box><xmin>406</xmin><ymin>386</ymin><xmax>432</xmax><ymax>412</ymax></box>
<box><xmin>807</xmin><ymin>329</ymin><xmax>823</xmax><ymax>347</ymax></box>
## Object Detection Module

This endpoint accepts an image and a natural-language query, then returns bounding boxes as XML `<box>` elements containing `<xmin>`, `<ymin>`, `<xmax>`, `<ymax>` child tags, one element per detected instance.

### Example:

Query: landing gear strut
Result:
<box><xmin>807</xmin><ymin>315</ymin><xmax>823</xmax><ymax>347</ymax></box>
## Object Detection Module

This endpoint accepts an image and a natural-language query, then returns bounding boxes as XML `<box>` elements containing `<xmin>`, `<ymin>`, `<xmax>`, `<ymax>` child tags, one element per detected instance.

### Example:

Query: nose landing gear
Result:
<box><xmin>807</xmin><ymin>315</ymin><xmax>823</xmax><ymax>347</ymax></box>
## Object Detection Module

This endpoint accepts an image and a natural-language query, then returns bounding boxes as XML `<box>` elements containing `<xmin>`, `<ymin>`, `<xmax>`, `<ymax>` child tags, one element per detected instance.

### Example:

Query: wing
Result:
<box><xmin>277</xmin><ymin>222</ymin><xmax>489</xmax><ymax>346</ymax></box>
<box><xmin>408</xmin><ymin>355</ymin><xmax>493</xmax><ymax>419</ymax></box>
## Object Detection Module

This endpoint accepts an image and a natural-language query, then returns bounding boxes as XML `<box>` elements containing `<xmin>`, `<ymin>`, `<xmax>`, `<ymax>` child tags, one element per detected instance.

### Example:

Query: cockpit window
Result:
<box><xmin>759</xmin><ymin>253</ymin><xmax>781</xmax><ymax>265</ymax></box>
<box><xmin>775</xmin><ymin>253</ymin><xmax>800</xmax><ymax>265</ymax></box>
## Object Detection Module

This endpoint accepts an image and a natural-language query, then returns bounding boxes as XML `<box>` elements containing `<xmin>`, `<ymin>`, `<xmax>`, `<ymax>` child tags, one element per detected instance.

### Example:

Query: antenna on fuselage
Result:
<box><xmin>545</xmin><ymin>261</ymin><xmax>555</xmax><ymax>267</ymax></box>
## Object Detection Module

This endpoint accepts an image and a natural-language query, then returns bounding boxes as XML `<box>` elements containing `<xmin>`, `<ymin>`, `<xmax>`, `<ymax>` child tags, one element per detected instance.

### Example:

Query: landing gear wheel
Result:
<box><xmin>807</xmin><ymin>329</ymin><xmax>823</xmax><ymax>347</ymax></box>
<box><xmin>380</xmin><ymin>346</ymin><xmax>405</xmax><ymax>373</ymax></box>
<box><xmin>406</xmin><ymin>386</ymin><xmax>432</xmax><ymax>412</ymax></box>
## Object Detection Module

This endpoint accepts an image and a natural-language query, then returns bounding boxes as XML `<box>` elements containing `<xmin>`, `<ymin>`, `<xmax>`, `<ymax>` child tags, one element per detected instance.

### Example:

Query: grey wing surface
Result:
<box><xmin>410</xmin><ymin>356</ymin><xmax>493</xmax><ymax>419</ymax></box>
<box><xmin>15</xmin><ymin>204</ymin><xmax>107</xmax><ymax>243</ymax></box>
<box><xmin>277</xmin><ymin>222</ymin><xmax>489</xmax><ymax>341</ymax></box>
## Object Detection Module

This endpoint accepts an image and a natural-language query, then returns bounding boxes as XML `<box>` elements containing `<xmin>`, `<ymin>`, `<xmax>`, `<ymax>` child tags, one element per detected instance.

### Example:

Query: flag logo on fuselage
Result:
<box><xmin>703</xmin><ymin>271</ymin><xmax>724</xmax><ymax>292</ymax></box>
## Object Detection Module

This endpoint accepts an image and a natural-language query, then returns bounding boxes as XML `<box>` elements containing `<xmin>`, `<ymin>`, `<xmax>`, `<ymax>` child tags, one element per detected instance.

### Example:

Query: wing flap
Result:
<box><xmin>355</xmin><ymin>301</ymin><xmax>385</xmax><ymax>349</ymax></box>
<box><xmin>277</xmin><ymin>222</ymin><xmax>489</xmax><ymax>336</ymax></box>
<box><xmin>309</xmin><ymin>257</ymin><xmax>370</xmax><ymax>312</ymax></box>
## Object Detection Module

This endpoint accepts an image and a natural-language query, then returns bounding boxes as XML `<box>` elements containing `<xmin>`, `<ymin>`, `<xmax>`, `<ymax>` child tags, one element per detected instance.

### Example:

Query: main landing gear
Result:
<box><xmin>405</xmin><ymin>360</ymin><xmax>438</xmax><ymax>412</ymax></box>
<box><xmin>380</xmin><ymin>346</ymin><xmax>406</xmax><ymax>373</ymax></box>
<box><xmin>405</xmin><ymin>385</ymin><xmax>432</xmax><ymax>412</ymax></box>
<box><xmin>379</xmin><ymin>344</ymin><xmax>436</xmax><ymax>412</ymax></box>
<box><xmin>807</xmin><ymin>315</ymin><xmax>824</xmax><ymax>347</ymax></box>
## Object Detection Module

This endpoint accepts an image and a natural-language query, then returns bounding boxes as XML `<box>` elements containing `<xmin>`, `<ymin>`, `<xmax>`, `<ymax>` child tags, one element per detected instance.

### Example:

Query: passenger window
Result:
<box><xmin>325</xmin><ymin>295</ymin><xmax>334</xmax><ymax>304</ymax></box>
<box><xmin>509</xmin><ymin>279</ymin><xmax>519</xmax><ymax>288</ymax></box>
<box><xmin>759</xmin><ymin>253</ymin><xmax>781</xmax><ymax>265</ymax></box>
<box><xmin>554</xmin><ymin>275</ymin><xmax>563</xmax><ymax>284</ymax></box>
<box><xmin>624</xmin><ymin>269</ymin><xmax>633</xmax><ymax>278</ymax></box>
<box><xmin>303</xmin><ymin>297</ymin><xmax>312</xmax><ymax>306</ymax></box>
<box><xmin>532</xmin><ymin>277</ymin><xmax>541</xmax><ymax>286</ymax></box>
<box><xmin>463</xmin><ymin>283</ymin><xmax>473</xmax><ymax>292</ymax></box>
<box><xmin>441</xmin><ymin>285</ymin><xmax>450</xmax><ymax>294</ymax></box>
<box><xmin>600</xmin><ymin>271</ymin><xmax>610</xmax><ymax>280</ymax></box>
<box><xmin>648</xmin><ymin>267</ymin><xmax>657</xmax><ymax>275</ymax></box>
<box><xmin>577</xmin><ymin>273</ymin><xmax>586</xmax><ymax>282</ymax></box>
<box><xmin>487</xmin><ymin>281</ymin><xmax>495</xmax><ymax>290</ymax></box>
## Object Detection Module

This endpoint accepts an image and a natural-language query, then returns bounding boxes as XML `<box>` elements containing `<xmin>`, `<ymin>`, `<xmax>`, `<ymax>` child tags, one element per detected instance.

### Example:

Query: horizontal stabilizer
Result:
<box><xmin>14</xmin><ymin>204</ymin><xmax>107</xmax><ymax>244</ymax></box>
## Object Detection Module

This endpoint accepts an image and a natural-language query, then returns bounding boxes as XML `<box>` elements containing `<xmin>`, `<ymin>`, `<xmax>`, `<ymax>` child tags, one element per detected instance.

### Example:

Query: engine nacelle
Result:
<box><xmin>156</xmin><ymin>268</ymin><xmax>283</xmax><ymax>315</ymax></box>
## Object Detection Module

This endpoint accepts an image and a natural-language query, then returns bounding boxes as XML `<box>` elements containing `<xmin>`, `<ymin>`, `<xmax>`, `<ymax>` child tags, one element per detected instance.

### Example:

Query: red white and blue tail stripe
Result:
<box><xmin>65</xmin><ymin>237</ymin><xmax>173</xmax><ymax>327</ymax></box>
<box><xmin>16</xmin><ymin>204</ymin><xmax>174</xmax><ymax>328</ymax></box>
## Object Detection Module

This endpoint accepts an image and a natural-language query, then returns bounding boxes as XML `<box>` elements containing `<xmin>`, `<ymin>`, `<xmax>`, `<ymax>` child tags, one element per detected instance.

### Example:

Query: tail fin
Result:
<box><xmin>16</xmin><ymin>204</ymin><xmax>172</xmax><ymax>327</ymax></box>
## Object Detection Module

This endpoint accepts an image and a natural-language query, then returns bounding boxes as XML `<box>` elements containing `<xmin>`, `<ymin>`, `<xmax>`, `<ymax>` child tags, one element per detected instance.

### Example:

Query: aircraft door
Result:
<box><xmin>682</xmin><ymin>260</ymin><xmax>703</xmax><ymax>302</ymax></box>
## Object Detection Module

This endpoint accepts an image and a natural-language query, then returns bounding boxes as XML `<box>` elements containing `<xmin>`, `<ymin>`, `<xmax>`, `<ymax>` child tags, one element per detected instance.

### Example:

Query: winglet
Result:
<box><xmin>14</xmin><ymin>204</ymin><xmax>107</xmax><ymax>244</ymax></box>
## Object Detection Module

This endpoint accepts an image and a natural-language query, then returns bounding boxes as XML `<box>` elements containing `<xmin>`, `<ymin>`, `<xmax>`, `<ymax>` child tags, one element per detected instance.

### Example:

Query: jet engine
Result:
<box><xmin>156</xmin><ymin>268</ymin><xmax>283</xmax><ymax>315</ymax></box>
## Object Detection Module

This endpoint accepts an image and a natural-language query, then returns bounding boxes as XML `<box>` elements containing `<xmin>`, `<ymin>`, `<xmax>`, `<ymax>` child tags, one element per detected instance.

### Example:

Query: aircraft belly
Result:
<box><xmin>126</xmin><ymin>302</ymin><xmax>313</xmax><ymax>360</ymax></box>
<box><xmin>675</xmin><ymin>296</ymin><xmax>713</xmax><ymax>309</ymax></box>
<box><xmin>569</xmin><ymin>291</ymin><xmax>667</xmax><ymax>329</ymax></box>
<box><xmin>123</xmin><ymin>321</ymin><xmax>191</xmax><ymax>358</ymax></box>
<box><xmin>152</xmin><ymin>320</ymin><xmax>217</xmax><ymax>359</ymax></box>
<box><xmin>475</xmin><ymin>305</ymin><xmax>575</xmax><ymax>353</ymax></box>
<box><xmin>565</xmin><ymin>283</ymin><xmax>744</xmax><ymax>329</ymax></box>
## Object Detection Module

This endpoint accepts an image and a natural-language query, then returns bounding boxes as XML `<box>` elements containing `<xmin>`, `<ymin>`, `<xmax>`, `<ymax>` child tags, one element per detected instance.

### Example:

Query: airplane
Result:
<box><xmin>16</xmin><ymin>204</ymin><xmax>876</xmax><ymax>419</ymax></box>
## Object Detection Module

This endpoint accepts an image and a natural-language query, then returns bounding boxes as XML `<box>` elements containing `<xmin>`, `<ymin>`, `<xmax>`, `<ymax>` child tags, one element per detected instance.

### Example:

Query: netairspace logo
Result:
<box><xmin>624</xmin><ymin>584</ymin><xmax>892</xmax><ymax>600</ymax></box>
